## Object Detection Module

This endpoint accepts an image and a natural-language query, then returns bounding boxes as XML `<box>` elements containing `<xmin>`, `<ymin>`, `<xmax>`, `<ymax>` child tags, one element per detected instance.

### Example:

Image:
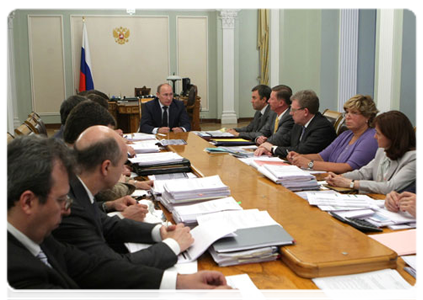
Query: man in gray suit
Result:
<box><xmin>226</xmin><ymin>84</ymin><xmax>274</xmax><ymax>140</ymax></box>
<box><xmin>255</xmin><ymin>84</ymin><xmax>295</xmax><ymax>145</ymax></box>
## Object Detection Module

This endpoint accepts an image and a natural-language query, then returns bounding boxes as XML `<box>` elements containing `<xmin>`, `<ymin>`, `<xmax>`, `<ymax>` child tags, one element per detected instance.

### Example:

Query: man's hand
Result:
<box><xmin>256</xmin><ymin>136</ymin><xmax>267</xmax><ymax>145</ymax></box>
<box><xmin>158</xmin><ymin>127</ymin><xmax>171</xmax><ymax>133</ymax></box>
<box><xmin>160</xmin><ymin>223</ymin><xmax>193</xmax><ymax>252</ymax></box>
<box><xmin>176</xmin><ymin>271</ymin><xmax>232</xmax><ymax>289</ymax></box>
<box><xmin>127</xmin><ymin>145</ymin><xmax>136</xmax><ymax>158</ymax></box>
<box><xmin>121</xmin><ymin>203</ymin><xmax>149</xmax><ymax>222</ymax></box>
<box><xmin>254</xmin><ymin>142</ymin><xmax>273</xmax><ymax>156</ymax></box>
<box><xmin>106</xmin><ymin>195</ymin><xmax>137</xmax><ymax>212</ymax></box>
<box><xmin>201</xmin><ymin>285</ymin><xmax>242</xmax><ymax>300</ymax></box>
<box><xmin>172</xmin><ymin>127</ymin><xmax>184</xmax><ymax>133</ymax></box>
<box><xmin>226</xmin><ymin>129</ymin><xmax>239</xmax><ymax>137</ymax></box>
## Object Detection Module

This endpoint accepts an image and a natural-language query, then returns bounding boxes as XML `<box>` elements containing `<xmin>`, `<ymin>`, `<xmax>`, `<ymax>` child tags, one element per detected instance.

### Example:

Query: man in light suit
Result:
<box><xmin>8</xmin><ymin>135</ymin><xmax>229</xmax><ymax>289</ymax></box>
<box><xmin>254</xmin><ymin>84</ymin><xmax>295</xmax><ymax>145</ymax></box>
<box><xmin>255</xmin><ymin>90</ymin><xmax>336</xmax><ymax>159</ymax></box>
<box><xmin>139</xmin><ymin>83</ymin><xmax>191</xmax><ymax>133</ymax></box>
<box><xmin>226</xmin><ymin>84</ymin><xmax>275</xmax><ymax>140</ymax></box>
<box><xmin>53</xmin><ymin>125</ymin><xmax>193</xmax><ymax>270</ymax></box>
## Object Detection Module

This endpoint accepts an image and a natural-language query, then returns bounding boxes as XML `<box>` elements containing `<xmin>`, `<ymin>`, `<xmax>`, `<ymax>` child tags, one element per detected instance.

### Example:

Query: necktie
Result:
<box><xmin>37</xmin><ymin>249</ymin><xmax>52</xmax><ymax>268</ymax></box>
<box><xmin>273</xmin><ymin>117</ymin><xmax>279</xmax><ymax>134</ymax></box>
<box><xmin>299</xmin><ymin>126</ymin><xmax>306</xmax><ymax>141</ymax></box>
<box><xmin>162</xmin><ymin>106</ymin><xmax>168</xmax><ymax>127</ymax></box>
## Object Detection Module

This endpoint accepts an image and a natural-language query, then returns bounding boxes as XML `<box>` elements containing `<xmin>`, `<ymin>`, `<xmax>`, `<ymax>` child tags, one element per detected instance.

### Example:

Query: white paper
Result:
<box><xmin>402</xmin><ymin>255</ymin><xmax>416</xmax><ymax>270</ymax></box>
<box><xmin>178</xmin><ymin>219</ymin><xmax>237</xmax><ymax>263</ymax></box>
<box><xmin>226</xmin><ymin>274</ymin><xmax>265</xmax><ymax>299</ymax></box>
<box><xmin>312</xmin><ymin>269</ymin><xmax>420</xmax><ymax>300</ymax></box>
<box><xmin>196</xmin><ymin>209</ymin><xmax>279</xmax><ymax>230</ymax></box>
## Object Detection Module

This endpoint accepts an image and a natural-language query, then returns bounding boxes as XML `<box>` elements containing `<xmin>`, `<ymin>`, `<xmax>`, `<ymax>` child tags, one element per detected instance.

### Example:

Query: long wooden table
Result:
<box><xmin>157</xmin><ymin>132</ymin><xmax>415</xmax><ymax>289</ymax></box>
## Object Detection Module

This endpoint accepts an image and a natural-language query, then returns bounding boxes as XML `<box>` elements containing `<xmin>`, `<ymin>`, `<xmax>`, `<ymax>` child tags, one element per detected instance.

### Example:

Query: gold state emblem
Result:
<box><xmin>113</xmin><ymin>27</ymin><xmax>130</xmax><ymax>45</ymax></box>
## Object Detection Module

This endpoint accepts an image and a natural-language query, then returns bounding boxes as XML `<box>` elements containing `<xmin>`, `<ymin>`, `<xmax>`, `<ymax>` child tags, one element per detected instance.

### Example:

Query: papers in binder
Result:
<box><xmin>129</xmin><ymin>152</ymin><xmax>185</xmax><ymax>166</ymax></box>
<box><xmin>130</xmin><ymin>140</ymin><xmax>160</xmax><ymax>153</ymax></box>
<box><xmin>124</xmin><ymin>132</ymin><xmax>157</xmax><ymax>141</ymax></box>
<box><xmin>258</xmin><ymin>164</ymin><xmax>319</xmax><ymax>191</ymax></box>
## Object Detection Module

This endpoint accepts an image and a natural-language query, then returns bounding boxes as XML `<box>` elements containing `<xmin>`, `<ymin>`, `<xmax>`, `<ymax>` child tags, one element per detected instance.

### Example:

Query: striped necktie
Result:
<box><xmin>37</xmin><ymin>249</ymin><xmax>52</xmax><ymax>268</ymax></box>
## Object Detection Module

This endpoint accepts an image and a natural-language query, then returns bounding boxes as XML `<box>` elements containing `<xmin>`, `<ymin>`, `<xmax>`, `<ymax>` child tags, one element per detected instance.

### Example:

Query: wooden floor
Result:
<box><xmin>46</xmin><ymin>121</ymin><xmax>251</xmax><ymax>137</ymax></box>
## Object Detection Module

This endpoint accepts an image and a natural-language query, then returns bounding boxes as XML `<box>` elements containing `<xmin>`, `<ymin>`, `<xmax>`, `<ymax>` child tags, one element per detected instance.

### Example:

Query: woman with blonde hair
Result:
<box><xmin>288</xmin><ymin>95</ymin><xmax>379</xmax><ymax>173</ymax></box>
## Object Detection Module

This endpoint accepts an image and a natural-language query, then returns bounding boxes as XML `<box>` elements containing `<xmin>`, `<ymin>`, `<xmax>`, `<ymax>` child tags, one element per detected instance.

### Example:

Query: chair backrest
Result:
<box><xmin>7</xmin><ymin>132</ymin><xmax>15</xmax><ymax>144</ymax></box>
<box><xmin>14</xmin><ymin>123</ymin><xmax>35</xmax><ymax>136</ymax></box>
<box><xmin>24</xmin><ymin>117</ymin><xmax>40</xmax><ymax>134</ymax></box>
<box><xmin>322</xmin><ymin>109</ymin><xmax>343</xmax><ymax>128</ymax></box>
<box><xmin>28</xmin><ymin>112</ymin><xmax>47</xmax><ymax>135</ymax></box>
<box><xmin>135</xmin><ymin>86</ymin><xmax>151</xmax><ymax>97</ymax></box>
<box><xmin>187</xmin><ymin>85</ymin><xmax>198</xmax><ymax>107</ymax></box>
<box><xmin>335</xmin><ymin>117</ymin><xmax>348</xmax><ymax>136</ymax></box>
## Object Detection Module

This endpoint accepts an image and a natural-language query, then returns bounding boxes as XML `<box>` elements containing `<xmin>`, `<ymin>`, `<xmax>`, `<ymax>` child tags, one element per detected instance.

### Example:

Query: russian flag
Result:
<box><xmin>79</xmin><ymin>22</ymin><xmax>94</xmax><ymax>92</ymax></box>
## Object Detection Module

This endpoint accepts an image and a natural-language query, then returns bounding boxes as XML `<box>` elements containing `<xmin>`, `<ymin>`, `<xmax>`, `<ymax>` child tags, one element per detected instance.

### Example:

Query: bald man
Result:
<box><xmin>139</xmin><ymin>83</ymin><xmax>191</xmax><ymax>134</ymax></box>
<box><xmin>53</xmin><ymin>126</ymin><xmax>194</xmax><ymax>280</ymax></box>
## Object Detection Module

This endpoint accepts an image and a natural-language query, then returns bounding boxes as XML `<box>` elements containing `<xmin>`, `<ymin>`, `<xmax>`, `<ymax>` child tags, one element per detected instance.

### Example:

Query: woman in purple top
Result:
<box><xmin>287</xmin><ymin>95</ymin><xmax>379</xmax><ymax>174</ymax></box>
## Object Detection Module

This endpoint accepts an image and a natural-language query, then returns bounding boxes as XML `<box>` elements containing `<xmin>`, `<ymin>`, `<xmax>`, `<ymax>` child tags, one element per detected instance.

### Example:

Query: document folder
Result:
<box><xmin>132</xmin><ymin>158</ymin><xmax>191</xmax><ymax>176</ymax></box>
<box><xmin>212</xmin><ymin>224</ymin><xmax>294</xmax><ymax>253</ymax></box>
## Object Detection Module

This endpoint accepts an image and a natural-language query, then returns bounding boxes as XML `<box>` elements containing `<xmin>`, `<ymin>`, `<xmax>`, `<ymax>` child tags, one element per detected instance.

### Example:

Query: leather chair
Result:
<box><xmin>322</xmin><ymin>109</ymin><xmax>343</xmax><ymax>129</ymax></box>
<box><xmin>14</xmin><ymin>123</ymin><xmax>35</xmax><ymax>136</ymax></box>
<box><xmin>28</xmin><ymin>112</ymin><xmax>47</xmax><ymax>135</ymax></box>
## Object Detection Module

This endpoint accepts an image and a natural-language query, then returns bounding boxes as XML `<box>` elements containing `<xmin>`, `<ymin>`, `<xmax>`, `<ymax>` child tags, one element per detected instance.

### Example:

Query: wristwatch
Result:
<box><xmin>307</xmin><ymin>160</ymin><xmax>314</xmax><ymax>170</ymax></box>
<box><xmin>349</xmin><ymin>180</ymin><xmax>355</xmax><ymax>189</ymax></box>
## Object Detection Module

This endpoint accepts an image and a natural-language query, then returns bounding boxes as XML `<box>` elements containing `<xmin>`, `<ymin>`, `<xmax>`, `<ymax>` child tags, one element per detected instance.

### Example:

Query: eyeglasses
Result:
<box><xmin>57</xmin><ymin>195</ymin><xmax>73</xmax><ymax>210</ymax></box>
<box><xmin>291</xmin><ymin>107</ymin><xmax>305</xmax><ymax>113</ymax></box>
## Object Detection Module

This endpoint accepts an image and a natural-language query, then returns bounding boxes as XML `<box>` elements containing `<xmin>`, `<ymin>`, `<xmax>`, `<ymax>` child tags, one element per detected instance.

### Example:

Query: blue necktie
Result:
<box><xmin>299</xmin><ymin>126</ymin><xmax>306</xmax><ymax>141</ymax></box>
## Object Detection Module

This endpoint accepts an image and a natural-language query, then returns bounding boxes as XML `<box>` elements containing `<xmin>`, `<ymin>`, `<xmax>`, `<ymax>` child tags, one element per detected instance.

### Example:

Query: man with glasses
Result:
<box><xmin>254</xmin><ymin>84</ymin><xmax>294</xmax><ymax>145</ymax></box>
<box><xmin>8</xmin><ymin>135</ymin><xmax>229</xmax><ymax>289</ymax></box>
<box><xmin>255</xmin><ymin>90</ymin><xmax>336</xmax><ymax>160</ymax></box>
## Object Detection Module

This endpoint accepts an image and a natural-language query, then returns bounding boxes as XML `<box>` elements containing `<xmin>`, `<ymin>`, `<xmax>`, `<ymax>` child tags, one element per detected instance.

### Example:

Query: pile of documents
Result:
<box><xmin>159</xmin><ymin>175</ymin><xmax>231</xmax><ymax>211</ymax></box>
<box><xmin>258</xmin><ymin>164</ymin><xmax>319</xmax><ymax>191</ymax></box>
<box><xmin>129</xmin><ymin>152</ymin><xmax>185</xmax><ymax>166</ymax></box>
<box><xmin>130</xmin><ymin>139</ymin><xmax>160</xmax><ymax>153</ymax></box>
<box><xmin>199</xmin><ymin>210</ymin><xmax>294</xmax><ymax>267</ymax></box>
<box><xmin>402</xmin><ymin>255</ymin><xmax>416</xmax><ymax>278</ymax></box>
<box><xmin>299</xmin><ymin>191</ymin><xmax>416</xmax><ymax>229</ymax></box>
<box><xmin>124</xmin><ymin>132</ymin><xmax>157</xmax><ymax>141</ymax></box>
<box><xmin>172</xmin><ymin>197</ymin><xmax>243</xmax><ymax>225</ymax></box>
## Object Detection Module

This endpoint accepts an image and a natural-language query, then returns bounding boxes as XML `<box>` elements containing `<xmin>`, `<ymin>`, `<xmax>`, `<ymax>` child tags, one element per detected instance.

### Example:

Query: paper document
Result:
<box><xmin>226</xmin><ymin>274</ymin><xmax>265</xmax><ymax>299</ymax></box>
<box><xmin>369</xmin><ymin>229</ymin><xmax>416</xmax><ymax>255</ymax></box>
<box><xmin>312</xmin><ymin>269</ymin><xmax>412</xmax><ymax>289</ymax></box>
<box><xmin>124</xmin><ymin>132</ymin><xmax>157</xmax><ymax>141</ymax></box>
<box><xmin>128</xmin><ymin>152</ymin><xmax>184</xmax><ymax>165</ymax></box>
<box><xmin>178</xmin><ymin>219</ymin><xmax>237</xmax><ymax>263</ymax></box>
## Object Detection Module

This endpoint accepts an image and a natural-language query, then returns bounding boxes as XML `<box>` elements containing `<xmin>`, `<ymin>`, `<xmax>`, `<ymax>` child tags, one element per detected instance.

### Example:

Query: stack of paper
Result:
<box><xmin>130</xmin><ymin>140</ymin><xmax>160</xmax><ymax>153</ymax></box>
<box><xmin>197</xmin><ymin>210</ymin><xmax>294</xmax><ymax>266</ymax></box>
<box><xmin>124</xmin><ymin>132</ymin><xmax>157</xmax><ymax>141</ymax></box>
<box><xmin>402</xmin><ymin>255</ymin><xmax>416</xmax><ymax>278</ymax></box>
<box><xmin>129</xmin><ymin>152</ymin><xmax>185</xmax><ymax>166</ymax></box>
<box><xmin>172</xmin><ymin>197</ymin><xmax>243</xmax><ymax>224</ymax></box>
<box><xmin>258</xmin><ymin>164</ymin><xmax>319</xmax><ymax>191</ymax></box>
<box><xmin>160</xmin><ymin>175</ymin><xmax>231</xmax><ymax>209</ymax></box>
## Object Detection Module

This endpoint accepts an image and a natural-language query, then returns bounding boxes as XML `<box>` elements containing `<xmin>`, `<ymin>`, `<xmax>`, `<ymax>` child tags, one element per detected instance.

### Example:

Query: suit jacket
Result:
<box><xmin>235</xmin><ymin>105</ymin><xmax>275</xmax><ymax>140</ymax></box>
<box><xmin>273</xmin><ymin>112</ymin><xmax>337</xmax><ymax>158</ymax></box>
<box><xmin>343</xmin><ymin>148</ymin><xmax>416</xmax><ymax>194</ymax></box>
<box><xmin>257</xmin><ymin>107</ymin><xmax>294</xmax><ymax>142</ymax></box>
<box><xmin>139</xmin><ymin>98</ymin><xmax>191</xmax><ymax>133</ymax></box>
<box><xmin>8</xmin><ymin>233</ymin><xmax>164</xmax><ymax>289</ymax></box>
<box><xmin>52</xmin><ymin>177</ymin><xmax>177</xmax><ymax>270</ymax></box>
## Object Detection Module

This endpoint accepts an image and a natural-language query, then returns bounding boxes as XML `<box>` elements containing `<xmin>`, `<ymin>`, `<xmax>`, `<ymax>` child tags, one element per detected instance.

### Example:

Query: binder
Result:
<box><xmin>212</xmin><ymin>224</ymin><xmax>294</xmax><ymax>253</ymax></box>
<box><xmin>132</xmin><ymin>158</ymin><xmax>191</xmax><ymax>176</ymax></box>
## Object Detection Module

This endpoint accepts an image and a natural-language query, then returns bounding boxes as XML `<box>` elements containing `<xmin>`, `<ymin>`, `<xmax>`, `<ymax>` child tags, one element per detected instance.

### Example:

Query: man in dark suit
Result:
<box><xmin>8</xmin><ymin>135</ymin><xmax>229</xmax><ymax>289</ymax></box>
<box><xmin>226</xmin><ymin>84</ymin><xmax>275</xmax><ymax>140</ymax></box>
<box><xmin>53</xmin><ymin>125</ymin><xmax>193</xmax><ymax>270</ymax></box>
<box><xmin>139</xmin><ymin>83</ymin><xmax>191</xmax><ymax>133</ymax></box>
<box><xmin>255</xmin><ymin>84</ymin><xmax>295</xmax><ymax>145</ymax></box>
<box><xmin>255</xmin><ymin>90</ymin><xmax>336</xmax><ymax>160</ymax></box>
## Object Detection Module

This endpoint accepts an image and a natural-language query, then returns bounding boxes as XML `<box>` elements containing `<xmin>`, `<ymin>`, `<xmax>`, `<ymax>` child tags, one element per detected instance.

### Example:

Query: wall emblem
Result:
<box><xmin>113</xmin><ymin>27</ymin><xmax>130</xmax><ymax>45</ymax></box>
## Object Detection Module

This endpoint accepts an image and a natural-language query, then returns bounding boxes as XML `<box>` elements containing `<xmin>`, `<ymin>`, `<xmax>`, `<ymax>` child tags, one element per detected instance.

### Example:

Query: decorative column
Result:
<box><xmin>269</xmin><ymin>9</ymin><xmax>280</xmax><ymax>88</ymax></box>
<box><xmin>220</xmin><ymin>10</ymin><xmax>239</xmax><ymax>124</ymax></box>
<box><xmin>338</xmin><ymin>9</ymin><xmax>359</xmax><ymax>109</ymax></box>
<box><xmin>7</xmin><ymin>11</ymin><xmax>19</xmax><ymax>132</ymax></box>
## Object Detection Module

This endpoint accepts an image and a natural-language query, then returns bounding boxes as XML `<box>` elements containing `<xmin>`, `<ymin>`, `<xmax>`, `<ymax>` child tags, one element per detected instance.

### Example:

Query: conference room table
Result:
<box><xmin>145</xmin><ymin>131</ymin><xmax>416</xmax><ymax>289</ymax></box>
